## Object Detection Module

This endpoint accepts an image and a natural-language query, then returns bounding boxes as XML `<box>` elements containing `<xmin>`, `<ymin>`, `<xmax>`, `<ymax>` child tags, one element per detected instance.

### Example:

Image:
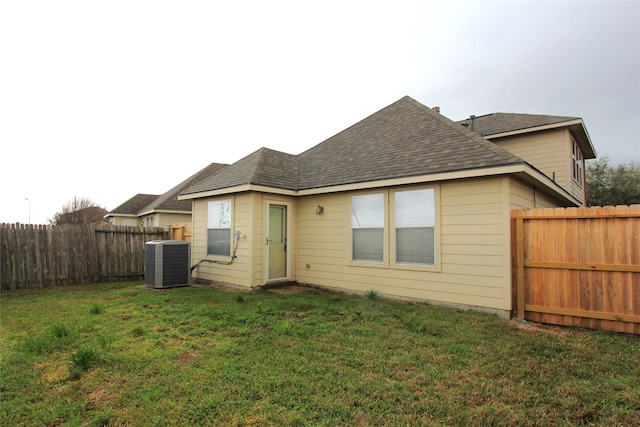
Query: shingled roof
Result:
<box><xmin>457</xmin><ymin>112</ymin><xmax>579</xmax><ymax>137</ymax></box>
<box><xmin>109</xmin><ymin>163</ymin><xmax>227</xmax><ymax>217</ymax></box>
<box><xmin>109</xmin><ymin>194</ymin><xmax>159</xmax><ymax>215</ymax></box>
<box><xmin>138</xmin><ymin>162</ymin><xmax>228</xmax><ymax>213</ymax></box>
<box><xmin>182</xmin><ymin>96</ymin><xmax>526</xmax><ymax>195</ymax></box>
<box><xmin>297</xmin><ymin>96</ymin><xmax>524</xmax><ymax>190</ymax></box>
<box><xmin>183</xmin><ymin>148</ymin><xmax>298</xmax><ymax>195</ymax></box>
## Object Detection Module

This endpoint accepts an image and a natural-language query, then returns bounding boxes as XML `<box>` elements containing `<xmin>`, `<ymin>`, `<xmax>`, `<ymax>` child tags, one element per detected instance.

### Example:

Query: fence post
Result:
<box><xmin>515</xmin><ymin>215</ymin><xmax>525</xmax><ymax>319</ymax></box>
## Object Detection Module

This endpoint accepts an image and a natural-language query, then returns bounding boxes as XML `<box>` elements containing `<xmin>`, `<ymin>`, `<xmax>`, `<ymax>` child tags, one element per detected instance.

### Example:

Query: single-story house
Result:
<box><xmin>105</xmin><ymin>163</ymin><xmax>227</xmax><ymax>229</ymax></box>
<box><xmin>178</xmin><ymin>96</ymin><xmax>596</xmax><ymax>318</ymax></box>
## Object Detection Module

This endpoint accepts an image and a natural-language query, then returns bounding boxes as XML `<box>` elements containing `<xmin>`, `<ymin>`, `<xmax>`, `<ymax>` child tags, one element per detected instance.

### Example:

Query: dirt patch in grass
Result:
<box><xmin>510</xmin><ymin>318</ymin><xmax>572</xmax><ymax>336</ymax></box>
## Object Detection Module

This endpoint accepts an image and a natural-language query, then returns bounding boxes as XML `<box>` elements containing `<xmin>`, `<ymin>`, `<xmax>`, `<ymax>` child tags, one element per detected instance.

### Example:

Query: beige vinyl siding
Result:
<box><xmin>297</xmin><ymin>193</ymin><xmax>349</xmax><ymax>280</ymax></box>
<box><xmin>250</xmin><ymin>193</ymin><xmax>263</xmax><ymax>286</ymax></box>
<box><xmin>191</xmin><ymin>192</ymin><xmax>298</xmax><ymax>287</ymax></box>
<box><xmin>491</xmin><ymin>129</ymin><xmax>585</xmax><ymax>205</ymax></box>
<box><xmin>156</xmin><ymin>213</ymin><xmax>192</xmax><ymax>230</ymax></box>
<box><xmin>296</xmin><ymin>178</ymin><xmax>512</xmax><ymax>314</ymax></box>
<box><xmin>109</xmin><ymin>216</ymin><xmax>138</xmax><ymax>226</ymax></box>
<box><xmin>492</xmin><ymin>129</ymin><xmax>566</xmax><ymax>183</ymax></box>
<box><xmin>509</xmin><ymin>178</ymin><xmax>564</xmax><ymax>210</ymax></box>
<box><xmin>190</xmin><ymin>194</ymin><xmax>254</xmax><ymax>287</ymax></box>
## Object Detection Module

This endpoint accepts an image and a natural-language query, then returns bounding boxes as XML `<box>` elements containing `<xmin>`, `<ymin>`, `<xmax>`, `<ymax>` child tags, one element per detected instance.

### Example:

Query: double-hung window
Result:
<box><xmin>350</xmin><ymin>188</ymin><xmax>437</xmax><ymax>268</ymax></box>
<box><xmin>207</xmin><ymin>199</ymin><xmax>232</xmax><ymax>257</ymax></box>
<box><xmin>351</xmin><ymin>193</ymin><xmax>384</xmax><ymax>262</ymax></box>
<box><xmin>572</xmin><ymin>138</ymin><xmax>584</xmax><ymax>186</ymax></box>
<box><xmin>394</xmin><ymin>189</ymin><xmax>436</xmax><ymax>265</ymax></box>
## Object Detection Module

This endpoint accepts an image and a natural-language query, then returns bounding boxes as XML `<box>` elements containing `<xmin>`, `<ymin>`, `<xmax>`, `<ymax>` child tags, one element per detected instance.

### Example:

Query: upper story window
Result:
<box><xmin>207</xmin><ymin>199</ymin><xmax>232</xmax><ymax>257</ymax></box>
<box><xmin>572</xmin><ymin>137</ymin><xmax>584</xmax><ymax>186</ymax></box>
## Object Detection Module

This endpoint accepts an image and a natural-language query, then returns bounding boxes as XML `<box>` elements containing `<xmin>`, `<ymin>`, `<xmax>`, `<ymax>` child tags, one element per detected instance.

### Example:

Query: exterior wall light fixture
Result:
<box><xmin>315</xmin><ymin>205</ymin><xmax>324</xmax><ymax>215</ymax></box>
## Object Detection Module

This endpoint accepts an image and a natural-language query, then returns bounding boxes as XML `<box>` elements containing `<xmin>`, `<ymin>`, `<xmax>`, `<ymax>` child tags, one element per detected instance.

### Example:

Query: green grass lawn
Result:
<box><xmin>1</xmin><ymin>282</ymin><xmax>638</xmax><ymax>426</ymax></box>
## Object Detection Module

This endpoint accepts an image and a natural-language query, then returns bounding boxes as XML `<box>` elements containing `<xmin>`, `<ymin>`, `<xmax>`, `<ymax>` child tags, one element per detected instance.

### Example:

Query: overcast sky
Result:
<box><xmin>1</xmin><ymin>1</ymin><xmax>638</xmax><ymax>225</ymax></box>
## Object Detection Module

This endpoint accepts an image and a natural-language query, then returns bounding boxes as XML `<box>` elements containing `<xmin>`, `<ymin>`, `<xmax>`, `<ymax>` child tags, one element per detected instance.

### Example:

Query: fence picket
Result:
<box><xmin>1</xmin><ymin>223</ymin><xmax>168</xmax><ymax>289</ymax></box>
<box><xmin>512</xmin><ymin>205</ymin><xmax>640</xmax><ymax>334</ymax></box>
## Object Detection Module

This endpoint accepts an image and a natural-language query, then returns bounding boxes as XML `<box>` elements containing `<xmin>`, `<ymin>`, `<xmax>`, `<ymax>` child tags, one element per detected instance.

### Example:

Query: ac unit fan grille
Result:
<box><xmin>145</xmin><ymin>240</ymin><xmax>190</xmax><ymax>288</ymax></box>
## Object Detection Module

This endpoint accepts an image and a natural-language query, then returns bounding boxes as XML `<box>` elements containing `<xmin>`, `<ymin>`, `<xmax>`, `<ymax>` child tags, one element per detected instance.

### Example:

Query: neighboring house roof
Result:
<box><xmin>109</xmin><ymin>194</ymin><xmax>158</xmax><ymax>216</ymax></box>
<box><xmin>137</xmin><ymin>162</ymin><xmax>228</xmax><ymax>214</ymax></box>
<box><xmin>457</xmin><ymin>112</ymin><xmax>596</xmax><ymax>159</ymax></box>
<box><xmin>56</xmin><ymin>206</ymin><xmax>109</xmax><ymax>225</ymax></box>
<box><xmin>106</xmin><ymin>163</ymin><xmax>227</xmax><ymax>218</ymax></box>
<box><xmin>181</xmin><ymin>96</ymin><xmax>526</xmax><ymax>195</ymax></box>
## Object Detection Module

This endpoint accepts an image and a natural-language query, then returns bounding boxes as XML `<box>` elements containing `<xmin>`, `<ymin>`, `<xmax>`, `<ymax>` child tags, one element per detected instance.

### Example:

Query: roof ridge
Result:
<box><xmin>408</xmin><ymin>98</ymin><xmax>526</xmax><ymax>165</ymax></box>
<box><xmin>249</xmin><ymin>148</ymin><xmax>269</xmax><ymax>184</ymax></box>
<box><xmin>299</xmin><ymin>96</ymin><xmax>414</xmax><ymax>158</ymax></box>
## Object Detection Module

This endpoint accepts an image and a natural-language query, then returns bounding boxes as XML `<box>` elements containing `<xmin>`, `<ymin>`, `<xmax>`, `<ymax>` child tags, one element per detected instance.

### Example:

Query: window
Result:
<box><xmin>351</xmin><ymin>193</ymin><xmax>384</xmax><ymax>262</ymax></box>
<box><xmin>394</xmin><ymin>189</ymin><xmax>435</xmax><ymax>265</ymax></box>
<box><xmin>572</xmin><ymin>138</ymin><xmax>583</xmax><ymax>186</ymax></box>
<box><xmin>145</xmin><ymin>216</ymin><xmax>154</xmax><ymax>227</ymax></box>
<box><xmin>207</xmin><ymin>199</ymin><xmax>232</xmax><ymax>257</ymax></box>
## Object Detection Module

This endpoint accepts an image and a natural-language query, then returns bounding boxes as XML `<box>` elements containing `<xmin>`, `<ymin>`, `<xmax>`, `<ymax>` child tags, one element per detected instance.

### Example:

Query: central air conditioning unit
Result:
<box><xmin>145</xmin><ymin>240</ymin><xmax>191</xmax><ymax>289</ymax></box>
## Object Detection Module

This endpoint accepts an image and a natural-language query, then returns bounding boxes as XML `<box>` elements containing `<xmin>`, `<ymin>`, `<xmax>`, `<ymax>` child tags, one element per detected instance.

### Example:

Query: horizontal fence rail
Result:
<box><xmin>512</xmin><ymin>205</ymin><xmax>640</xmax><ymax>334</ymax></box>
<box><xmin>1</xmin><ymin>223</ymin><xmax>168</xmax><ymax>290</ymax></box>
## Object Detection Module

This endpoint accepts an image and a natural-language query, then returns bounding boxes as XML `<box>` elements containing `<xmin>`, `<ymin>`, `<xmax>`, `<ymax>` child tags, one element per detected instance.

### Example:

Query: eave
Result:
<box><xmin>137</xmin><ymin>209</ymin><xmax>193</xmax><ymax>217</ymax></box>
<box><xmin>104</xmin><ymin>213</ymin><xmax>137</xmax><ymax>218</ymax></box>
<box><xmin>178</xmin><ymin>184</ymin><xmax>297</xmax><ymax>200</ymax></box>
<box><xmin>178</xmin><ymin>163</ymin><xmax>582</xmax><ymax>207</ymax></box>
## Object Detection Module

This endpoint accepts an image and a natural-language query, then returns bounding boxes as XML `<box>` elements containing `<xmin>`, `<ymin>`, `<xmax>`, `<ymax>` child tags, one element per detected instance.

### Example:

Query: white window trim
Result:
<box><xmin>571</xmin><ymin>137</ymin><xmax>584</xmax><ymax>187</ymax></box>
<box><xmin>390</xmin><ymin>186</ymin><xmax>441</xmax><ymax>272</ymax></box>
<box><xmin>206</xmin><ymin>197</ymin><xmax>234</xmax><ymax>260</ymax></box>
<box><xmin>348</xmin><ymin>186</ymin><xmax>441</xmax><ymax>272</ymax></box>
<box><xmin>348</xmin><ymin>191</ymin><xmax>389</xmax><ymax>268</ymax></box>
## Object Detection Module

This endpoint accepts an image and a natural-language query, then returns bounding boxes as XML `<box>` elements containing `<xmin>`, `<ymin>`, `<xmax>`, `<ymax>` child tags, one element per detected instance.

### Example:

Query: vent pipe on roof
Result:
<box><xmin>469</xmin><ymin>115</ymin><xmax>476</xmax><ymax>132</ymax></box>
<box><xmin>433</xmin><ymin>106</ymin><xmax>440</xmax><ymax>113</ymax></box>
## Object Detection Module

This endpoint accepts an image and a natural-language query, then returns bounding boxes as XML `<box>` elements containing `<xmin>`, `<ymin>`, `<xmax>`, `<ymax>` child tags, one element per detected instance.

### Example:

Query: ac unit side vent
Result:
<box><xmin>145</xmin><ymin>240</ymin><xmax>190</xmax><ymax>288</ymax></box>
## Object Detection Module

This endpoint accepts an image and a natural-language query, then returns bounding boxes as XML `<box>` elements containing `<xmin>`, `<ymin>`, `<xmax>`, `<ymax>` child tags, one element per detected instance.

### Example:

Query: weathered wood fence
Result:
<box><xmin>512</xmin><ymin>205</ymin><xmax>640</xmax><ymax>334</ymax></box>
<box><xmin>0</xmin><ymin>223</ymin><xmax>168</xmax><ymax>290</ymax></box>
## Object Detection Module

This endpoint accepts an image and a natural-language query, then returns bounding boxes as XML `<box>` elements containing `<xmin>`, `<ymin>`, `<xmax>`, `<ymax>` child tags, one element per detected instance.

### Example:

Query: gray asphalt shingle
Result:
<box><xmin>457</xmin><ymin>112</ymin><xmax>579</xmax><ymax>137</ymax></box>
<box><xmin>181</xmin><ymin>96</ymin><xmax>527</xmax><ymax>195</ymax></box>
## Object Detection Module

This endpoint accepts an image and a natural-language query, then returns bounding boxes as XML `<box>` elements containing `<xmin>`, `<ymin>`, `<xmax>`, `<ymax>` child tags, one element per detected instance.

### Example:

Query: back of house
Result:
<box><xmin>179</xmin><ymin>96</ymin><xmax>596</xmax><ymax>318</ymax></box>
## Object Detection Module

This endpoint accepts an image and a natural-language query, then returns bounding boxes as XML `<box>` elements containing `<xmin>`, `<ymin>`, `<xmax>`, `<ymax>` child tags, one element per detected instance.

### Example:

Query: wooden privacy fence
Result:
<box><xmin>0</xmin><ymin>223</ymin><xmax>168</xmax><ymax>290</ymax></box>
<box><xmin>170</xmin><ymin>222</ymin><xmax>192</xmax><ymax>242</ymax></box>
<box><xmin>512</xmin><ymin>205</ymin><xmax>640</xmax><ymax>334</ymax></box>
